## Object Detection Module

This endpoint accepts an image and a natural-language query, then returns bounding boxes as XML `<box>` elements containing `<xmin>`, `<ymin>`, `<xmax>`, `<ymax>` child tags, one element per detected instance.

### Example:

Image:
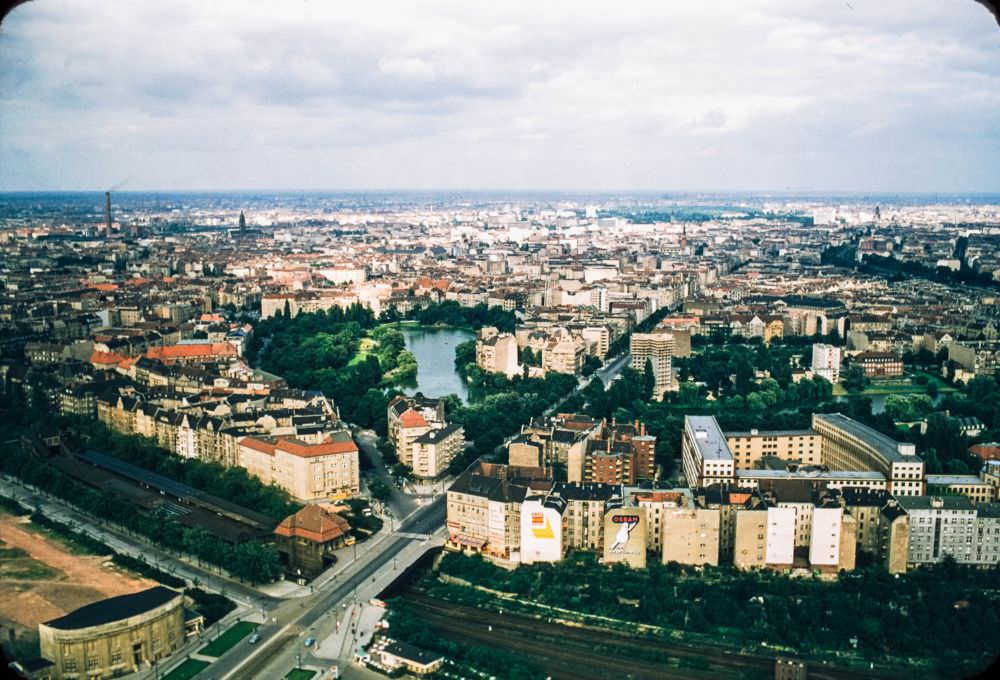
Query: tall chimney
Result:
<box><xmin>104</xmin><ymin>191</ymin><xmax>112</xmax><ymax>237</ymax></box>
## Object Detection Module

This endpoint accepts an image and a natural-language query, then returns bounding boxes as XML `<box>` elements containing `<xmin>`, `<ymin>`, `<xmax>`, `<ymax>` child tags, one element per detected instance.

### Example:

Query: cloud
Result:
<box><xmin>0</xmin><ymin>0</ymin><xmax>998</xmax><ymax>191</ymax></box>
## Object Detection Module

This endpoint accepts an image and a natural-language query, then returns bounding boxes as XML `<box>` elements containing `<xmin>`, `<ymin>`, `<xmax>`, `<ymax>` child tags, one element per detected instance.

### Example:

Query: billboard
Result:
<box><xmin>603</xmin><ymin>507</ymin><xmax>647</xmax><ymax>568</ymax></box>
<box><xmin>520</xmin><ymin>496</ymin><xmax>564</xmax><ymax>564</ymax></box>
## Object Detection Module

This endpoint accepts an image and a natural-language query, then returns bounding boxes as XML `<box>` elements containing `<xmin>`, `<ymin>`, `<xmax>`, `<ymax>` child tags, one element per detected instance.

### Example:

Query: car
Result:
<box><xmin>304</xmin><ymin>636</ymin><xmax>316</xmax><ymax>647</ymax></box>
<box><xmin>248</xmin><ymin>632</ymin><xmax>260</xmax><ymax>644</ymax></box>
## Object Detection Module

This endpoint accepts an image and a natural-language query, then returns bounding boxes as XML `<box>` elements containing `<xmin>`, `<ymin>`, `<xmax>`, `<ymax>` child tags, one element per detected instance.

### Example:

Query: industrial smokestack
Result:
<box><xmin>104</xmin><ymin>191</ymin><xmax>112</xmax><ymax>237</ymax></box>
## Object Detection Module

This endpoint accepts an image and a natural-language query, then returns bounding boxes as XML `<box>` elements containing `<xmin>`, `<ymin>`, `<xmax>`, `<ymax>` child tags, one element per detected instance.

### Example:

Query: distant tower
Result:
<box><xmin>680</xmin><ymin>224</ymin><xmax>687</xmax><ymax>252</ymax></box>
<box><xmin>104</xmin><ymin>191</ymin><xmax>112</xmax><ymax>237</ymax></box>
<box><xmin>238</xmin><ymin>210</ymin><xmax>247</xmax><ymax>232</ymax></box>
<box><xmin>874</xmin><ymin>205</ymin><xmax>881</xmax><ymax>221</ymax></box>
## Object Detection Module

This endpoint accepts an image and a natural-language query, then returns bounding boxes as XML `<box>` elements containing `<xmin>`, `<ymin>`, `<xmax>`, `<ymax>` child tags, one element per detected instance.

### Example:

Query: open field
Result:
<box><xmin>347</xmin><ymin>337</ymin><xmax>377</xmax><ymax>366</ymax></box>
<box><xmin>831</xmin><ymin>373</ymin><xmax>954</xmax><ymax>397</ymax></box>
<box><xmin>0</xmin><ymin>512</ymin><xmax>157</xmax><ymax>646</ymax></box>
<box><xmin>199</xmin><ymin>620</ymin><xmax>257</xmax><ymax>657</ymax></box>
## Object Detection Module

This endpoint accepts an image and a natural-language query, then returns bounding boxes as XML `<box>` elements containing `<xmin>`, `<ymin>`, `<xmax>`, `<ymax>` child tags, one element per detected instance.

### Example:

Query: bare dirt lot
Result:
<box><xmin>0</xmin><ymin>512</ymin><xmax>157</xmax><ymax>642</ymax></box>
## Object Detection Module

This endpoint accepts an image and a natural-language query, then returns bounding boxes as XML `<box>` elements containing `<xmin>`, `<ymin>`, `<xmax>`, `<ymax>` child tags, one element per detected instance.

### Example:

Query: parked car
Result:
<box><xmin>248</xmin><ymin>632</ymin><xmax>260</xmax><ymax>644</ymax></box>
<box><xmin>304</xmin><ymin>636</ymin><xmax>316</xmax><ymax>647</ymax></box>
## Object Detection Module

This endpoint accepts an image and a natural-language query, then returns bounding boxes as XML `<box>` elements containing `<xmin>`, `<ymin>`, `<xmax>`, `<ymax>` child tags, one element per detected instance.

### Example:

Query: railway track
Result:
<box><xmin>401</xmin><ymin>591</ymin><xmax>907</xmax><ymax>680</ymax></box>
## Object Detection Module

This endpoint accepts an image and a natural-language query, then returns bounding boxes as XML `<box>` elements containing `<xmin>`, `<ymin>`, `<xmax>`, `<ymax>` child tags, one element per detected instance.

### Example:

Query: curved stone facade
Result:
<box><xmin>38</xmin><ymin>588</ymin><xmax>187</xmax><ymax>680</ymax></box>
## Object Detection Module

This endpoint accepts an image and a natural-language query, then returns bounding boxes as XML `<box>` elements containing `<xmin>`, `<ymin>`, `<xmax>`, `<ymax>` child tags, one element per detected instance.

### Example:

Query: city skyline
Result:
<box><xmin>1</xmin><ymin>0</ymin><xmax>999</xmax><ymax>193</ymax></box>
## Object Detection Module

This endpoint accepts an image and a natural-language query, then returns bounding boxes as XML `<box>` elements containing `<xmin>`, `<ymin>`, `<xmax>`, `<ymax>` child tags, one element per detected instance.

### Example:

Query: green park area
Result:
<box><xmin>284</xmin><ymin>669</ymin><xmax>316</xmax><ymax>680</ymax></box>
<box><xmin>162</xmin><ymin>659</ymin><xmax>210</xmax><ymax>680</ymax></box>
<box><xmin>199</xmin><ymin>621</ymin><xmax>257</xmax><ymax>657</ymax></box>
<box><xmin>832</xmin><ymin>373</ymin><xmax>953</xmax><ymax>397</ymax></box>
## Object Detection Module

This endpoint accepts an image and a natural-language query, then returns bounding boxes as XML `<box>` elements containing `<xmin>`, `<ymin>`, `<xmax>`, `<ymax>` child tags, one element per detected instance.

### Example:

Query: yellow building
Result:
<box><xmin>812</xmin><ymin>413</ymin><xmax>925</xmax><ymax>496</ymax></box>
<box><xmin>39</xmin><ymin>587</ymin><xmax>201</xmax><ymax>680</ymax></box>
<box><xmin>661</xmin><ymin>505</ymin><xmax>721</xmax><ymax>566</ymax></box>
<box><xmin>239</xmin><ymin>433</ymin><xmax>360</xmax><ymax>502</ymax></box>
<box><xmin>542</xmin><ymin>333</ymin><xmax>586</xmax><ymax>375</ymax></box>
<box><xmin>726</xmin><ymin>429</ymin><xmax>822</xmax><ymax>468</ymax></box>
<box><xmin>925</xmin><ymin>474</ymin><xmax>996</xmax><ymax>505</ymax></box>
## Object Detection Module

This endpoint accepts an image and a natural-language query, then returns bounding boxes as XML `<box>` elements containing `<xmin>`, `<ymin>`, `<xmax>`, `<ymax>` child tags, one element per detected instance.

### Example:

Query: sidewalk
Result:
<box><xmin>0</xmin><ymin>475</ymin><xmax>269</xmax><ymax>607</ymax></box>
<box><xmin>132</xmin><ymin>601</ymin><xmax>257</xmax><ymax>680</ymax></box>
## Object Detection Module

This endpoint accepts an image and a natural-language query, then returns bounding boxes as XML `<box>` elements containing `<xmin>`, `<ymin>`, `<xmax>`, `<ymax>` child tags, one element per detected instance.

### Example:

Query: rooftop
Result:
<box><xmin>685</xmin><ymin>415</ymin><xmax>732</xmax><ymax>462</ymax></box>
<box><xmin>43</xmin><ymin>587</ymin><xmax>181</xmax><ymax>631</ymax></box>
<box><xmin>925</xmin><ymin>474</ymin><xmax>991</xmax><ymax>487</ymax></box>
<box><xmin>896</xmin><ymin>495</ymin><xmax>975</xmax><ymax>512</ymax></box>
<box><xmin>812</xmin><ymin>413</ymin><xmax>920</xmax><ymax>465</ymax></box>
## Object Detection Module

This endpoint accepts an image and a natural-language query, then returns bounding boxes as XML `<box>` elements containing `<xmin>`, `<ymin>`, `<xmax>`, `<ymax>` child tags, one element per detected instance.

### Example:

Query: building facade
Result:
<box><xmin>38</xmin><ymin>587</ymin><xmax>200</xmax><ymax>680</ymax></box>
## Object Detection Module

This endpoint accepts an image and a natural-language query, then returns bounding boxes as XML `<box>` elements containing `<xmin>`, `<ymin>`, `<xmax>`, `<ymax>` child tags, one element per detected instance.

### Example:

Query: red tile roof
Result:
<box><xmin>274</xmin><ymin>504</ymin><xmax>351</xmax><ymax>543</ymax></box>
<box><xmin>90</xmin><ymin>350</ymin><xmax>128</xmax><ymax>367</ymax></box>
<box><xmin>146</xmin><ymin>342</ymin><xmax>237</xmax><ymax>363</ymax></box>
<box><xmin>240</xmin><ymin>436</ymin><xmax>358</xmax><ymax>459</ymax></box>
<box><xmin>399</xmin><ymin>408</ymin><xmax>429</xmax><ymax>429</ymax></box>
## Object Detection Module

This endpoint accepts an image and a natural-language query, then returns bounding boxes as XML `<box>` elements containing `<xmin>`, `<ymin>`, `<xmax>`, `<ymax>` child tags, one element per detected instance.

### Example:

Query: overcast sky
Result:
<box><xmin>0</xmin><ymin>0</ymin><xmax>998</xmax><ymax>192</ymax></box>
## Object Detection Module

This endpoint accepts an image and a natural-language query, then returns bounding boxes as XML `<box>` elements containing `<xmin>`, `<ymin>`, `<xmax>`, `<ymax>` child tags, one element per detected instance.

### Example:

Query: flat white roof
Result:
<box><xmin>925</xmin><ymin>474</ymin><xmax>990</xmax><ymax>486</ymax></box>
<box><xmin>685</xmin><ymin>416</ymin><xmax>732</xmax><ymax>462</ymax></box>
<box><xmin>737</xmin><ymin>469</ymin><xmax>885</xmax><ymax>481</ymax></box>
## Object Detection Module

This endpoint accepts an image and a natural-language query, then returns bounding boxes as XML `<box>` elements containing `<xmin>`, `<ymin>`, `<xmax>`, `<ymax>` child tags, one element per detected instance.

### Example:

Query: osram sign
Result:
<box><xmin>603</xmin><ymin>508</ymin><xmax>647</xmax><ymax>569</ymax></box>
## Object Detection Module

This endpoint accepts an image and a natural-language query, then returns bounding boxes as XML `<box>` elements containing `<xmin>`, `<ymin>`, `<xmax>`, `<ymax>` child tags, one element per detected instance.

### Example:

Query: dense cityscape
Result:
<box><xmin>0</xmin><ymin>190</ymin><xmax>997</xmax><ymax>680</ymax></box>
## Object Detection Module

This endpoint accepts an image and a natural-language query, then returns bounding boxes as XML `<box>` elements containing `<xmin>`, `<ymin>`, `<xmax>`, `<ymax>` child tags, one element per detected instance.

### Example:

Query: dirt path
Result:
<box><xmin>0</xmin><ymin>514</ymin><xmax>156</xmax><ymax>630</ymax></box>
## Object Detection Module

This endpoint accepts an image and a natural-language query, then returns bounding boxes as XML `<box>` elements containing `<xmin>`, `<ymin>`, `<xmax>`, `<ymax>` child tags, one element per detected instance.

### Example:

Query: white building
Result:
<box><xmin>519</xmin><ymin>495</ymin><xmax>566</xmax><ymax>564</ymax></box>
<box><xmin>811</xmin><ymin>343</ymin><xmax>842</xmax><ymax>383</ymax></box>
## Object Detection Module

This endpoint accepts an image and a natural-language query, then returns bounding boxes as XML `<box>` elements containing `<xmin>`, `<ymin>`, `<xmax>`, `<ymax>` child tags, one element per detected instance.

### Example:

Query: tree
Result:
<box><xmin>734</xmin><ymin>358</ymin><xmax>755</xmax><ymax>394</ymax></box>
<box><xmin>642</xmin><ymin>359</ymin><xmax>656</xmax><ymax>401</ymax></box>
<box><xmin>368</xmin><ymin>478</ymin><xmax>392</xmax><ymax>503</ymax></box>
<box><xmin>746</xmin><ymin>392</ymin><xmax>766</xmax><ymax>411</ymax></box>
<box><xmin>843</xmin><ymin>365</ymin><xmax>868</xmax><ymax>393</ymax></box>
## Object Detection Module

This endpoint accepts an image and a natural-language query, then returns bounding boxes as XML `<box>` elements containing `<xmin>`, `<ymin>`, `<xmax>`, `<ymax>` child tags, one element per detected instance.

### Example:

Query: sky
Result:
<box><xmin>0</xmin><ymin>0</ymin><xmax>998</xmax><ymax>193</ymax></box>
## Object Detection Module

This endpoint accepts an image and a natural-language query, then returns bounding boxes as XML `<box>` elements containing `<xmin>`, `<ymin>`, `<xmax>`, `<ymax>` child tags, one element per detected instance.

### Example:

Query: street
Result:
<box><xmin>198</xmin><ymin>496</ymin><xmax>446</xmax><ymax>680</ymax></box>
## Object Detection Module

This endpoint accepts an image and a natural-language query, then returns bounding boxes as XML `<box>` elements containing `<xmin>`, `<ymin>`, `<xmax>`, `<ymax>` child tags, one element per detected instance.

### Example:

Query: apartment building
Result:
<box><xmin>542</xmin><ymin>332</ymin><xmax>586</xmax><ymax>374</ymax></box>
<box><xmin>552</xmin><ymin>482</ymin><xmax>620</xmax><ymax>552</ymax></box>
<box><xmin>239</xmin><ymin>433</ymin><xmax>360</xmax><ymax>502</ymax></box>
<box><xmin>475</xmin><ymin>326</ymin><xmax>520</xmax><ymax>378</ymax></box>
<box><xmin>681</xmin><ymin>416</ymin><xmax>736</xmax><ymax>489</ymax></box>
<box><xmin>726</xmin><ymin>429</ymin><xmax>822</xmax><ymax>469</ymax></box>
<box><xmin>661</xmin><ymin>502</ymin><xmax>721</xmax><ymax>566</ymax></box>
<box><xmin>411</xmin><ymin>423</ymin><xmax>465</xmax><ymax>479</ymax></box>
<box><xmin>631</xmin><ymin>490</ymin><xmax>686</xmax><ymax>554</ymax></box>
<box><xmin>924</xmin><ymin>474</ymin><xmax>996</xmax><ymax>505</ymax></box>
<box><xmin>630</xmin><ymin>330</ymin><xmax>676</xmax><ymax>400</ymax></box>
<box><xmin>811</xmin><ymin>343</ymin><xmax>842</xmax><ymax>383</ymax></box>
<box><xmin>446</xmin><ymin>462</ymin><xmax>531</xmax><ymax>563</ymax></box>
<box><xmin>896</xmin><ymin>495</ymin><xmax>977</xmax><ymax>567</ymax></box>
<box><xmin>811</xmin><ymin>413</ymin><xmax>925</xmax><ymax>496</ymax></box>
<box><xmin>387</xmin><ymin>395</ymin><xmax>461</xmax><ymax>477</ymax></box>
<box><xmin>583</xmin><ymin>419</ymin><xmax>657</xmax><ymax>485</ymax></box>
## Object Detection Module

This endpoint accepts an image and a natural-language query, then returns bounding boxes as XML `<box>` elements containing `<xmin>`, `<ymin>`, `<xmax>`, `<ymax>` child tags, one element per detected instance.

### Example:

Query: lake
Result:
<box><xmin>399</xmin><ymin>326</ymin><xmax>476</xmax><ymax>403</ymax></box>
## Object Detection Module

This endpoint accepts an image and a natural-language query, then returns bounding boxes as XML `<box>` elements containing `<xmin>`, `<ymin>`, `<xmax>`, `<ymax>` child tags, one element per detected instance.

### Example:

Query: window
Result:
<box><xmin>64</xmin><ymin>660</ymin><xmax>78</xmax><ymax>673</ymax></box>
<box><xmin>86</xmin><ymin>656</ymin><xmax>99</xmax><ymax>671</ymax></box>
<box><xmin>111</xmin><ymin>651</ymin><xmax>122</xmax><ymax>665</ymax></box>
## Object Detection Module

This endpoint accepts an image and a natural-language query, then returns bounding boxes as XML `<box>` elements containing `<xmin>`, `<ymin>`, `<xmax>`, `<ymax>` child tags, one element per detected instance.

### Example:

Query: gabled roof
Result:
<box><xmin>399</xmin><ymin>408</ymin><xmax>429</xmax><ymax>429</ymax></box>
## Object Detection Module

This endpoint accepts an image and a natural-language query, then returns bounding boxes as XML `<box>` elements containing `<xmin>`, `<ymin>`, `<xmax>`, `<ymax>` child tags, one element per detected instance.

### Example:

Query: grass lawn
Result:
<box><xmin>198</xmin><ymin>621</ymin><xmax>256</xmax><ymax>657</ymax></box>
<box><xmin>348</xmin><ymin>337</ymin><xmax>377</xmax><ymax>367</ymax></box>
<box><xmin>284</xmin><ymin>669</ymin><xmax>316</xmax><ymax>680</ymax></box>
<box><xmin>163</xmin><ymin>659</ymin><xmax>210</xmax><ymax>680</ymax></box>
